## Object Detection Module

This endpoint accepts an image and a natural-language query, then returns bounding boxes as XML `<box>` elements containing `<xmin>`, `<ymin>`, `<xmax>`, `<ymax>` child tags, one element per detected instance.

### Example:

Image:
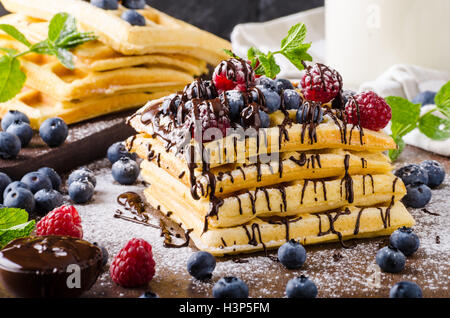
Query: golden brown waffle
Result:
<box><xmin>0</xmin><ymin>87</ymin><xmax>172</xmax><ymax>128</ymax></box>
<box><xmin>1</xmin><ymin>0</ymin><xmax>231</xmax><ymax>63</ymax></box>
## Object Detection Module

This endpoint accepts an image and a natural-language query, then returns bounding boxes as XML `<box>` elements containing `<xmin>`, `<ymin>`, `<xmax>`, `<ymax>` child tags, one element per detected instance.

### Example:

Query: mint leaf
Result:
<box><xmin>280</xmin><ymin>23</ymin><xmax>307</xmax><ymax>52</ymax></box>
<box><xmin>29</xmin><ymin>40</ymin><xmax>54</xmax><ymax>55</ymax></box>
<box><xmin>418</xmin><ymin>112</ymin><xmax>450</xmax><ymax>140</ymax></box>
<box><xmin>56</xmin><ymin>32</ymin><xmax>96</xmax><ymax>49</ymax></box>
<box><xmin>385</xmin><ymin>96</ymin><xmax>420</xmax><ymax>137</ymax></box>
<box><xmin>282</xmin><ymin>43</ymin><xmax>312</xmax><ymax>70</ymax></box>
<box><xmin>0</xmin><ymin>220</ymin><xmax>35</xmax><ymax>248</ymax></box>
<box><xmin>388</xmin><ymin>136</ymin><xmax>405</xmax><ymax>161</ymax></box>
<box><xmin>223</xmin><ymin>49</ymin><xmax>239</xmax><ymax>59</ymax></box>
<box><xmin>247</xmin><ymin>47</ymin><xmax>263</xmax><ymax>68</ymax></box>
<box><xmin>434</xmin><ymin>81</ymin><xmax>450</xmax><ymax>119</ymax></box>
<box><xmin>0</xmin><ymin>24</ymin><xmax>31</xmax><ymax>47</ymax></box>
<box><xmin>0</xmin><ymin>47</ymin><xmax>18</xmax><ymax>55</ymax></box>
<box><xmin>0</xmin><ymin>55</ymin><xmax>26</xmax><ymax>103</ymax></box>
<box><xmin>48</xmin><ymin>12</ymin><xmax>76</xmax><ymax>44</ymax></box>
<box><xmin>55</xmin><ymin>47</ymin><xmax>74</xmax><ymax>69</ymax></box>
<box><xmin>0</xmin><ymin>207</ymin><xmax>29</xmax><ymax>229</ymax></box>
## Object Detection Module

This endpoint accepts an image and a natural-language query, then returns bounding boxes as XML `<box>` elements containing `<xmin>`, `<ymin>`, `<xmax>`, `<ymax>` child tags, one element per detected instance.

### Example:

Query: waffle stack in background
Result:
<box><xmin>127</xmin><ymin>91</ymin><xmax>415</xmax><ymax>256</ymax></box>
<box><xmin>0</xmin><ymin>0</ymin><xmax>231</xmax><ymax>128</ymax></box>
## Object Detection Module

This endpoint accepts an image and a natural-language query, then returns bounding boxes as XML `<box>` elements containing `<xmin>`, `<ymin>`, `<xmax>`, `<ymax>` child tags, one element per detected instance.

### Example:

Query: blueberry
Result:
<box><xmin>187</xmin><ymin>251</ymin><xmax>216</xmax><ymax>280</ymax></box>
<box><xmin>1</xmin><ymin>110</ymin><xmax>30</xmax><ymax>131</ymax></box>
<box><xmin>0</xmin><ymin>172</ymin><xmax>11</xmax><ymax>204</ymax></box>
<box><xmin>21</xmin><ymin>171</ymin><xmax>52</xmax><ymax>194</ymax></box>
<box><xmin>277</xmin><ymin>239</ymin><xmax>307</xmax><ymax>269</ymax></box>
<box><xmin>282</xmin><ymin>89</ymin><xmax>301</xmax><ymax>110</ymax></box>
<box><xmin>285</xmin><ymin>275</ymin><xmax>318</xmax><ymax>298</ymax></box>
<box><xmin>121</xmin><ymin>10</ymin><xmax>146</xmax><ymax>26</ymax></box>
<box><xmin>402</xmin><ymin>184</ymin><xmax>432</xmax><ymax>208</ymax></box>
<box><xmin>296</xmin><ymin>103</ymin><xmax>323</xmax><ymax>124</ymax></box>
<box><xmin>122</xmin><ymin>0</ymin><xmax>146</xmax><ymax>9</ymax></box>
<box><xmin>107</xmin><ymin>141</ymin><xmax>137</xmax><ymax>164</ymax></box>
<box><xmin>6</xmin><ymin>120</ymin><xmax>33</xmax><ymax>147</ymax></box>
<box><xmin>376</xmin><ymin>246</ymin><xmax>406</xmax><ymax>273</ymax></box>
<box><xmin>4</xmin><ymin>188</ymin><xmax>35</xmax><ymax>213</ymax></box>
<box><xmin>69</xmin><ymin>180</ymin><xmax>94</xmax><ymax>204</ymax></box>
<box><xmin>212</xmin><ymin>277</ymin><xmax>249</xmax><ymax>298</ymax></box>
<box><xmin>37</xmin><ymin>167</ymin><xmax>61</xmax><ymax>191</ymax></box>
<box><xmin>90</xmin><ymin>0</ymin><xmax>118</xmax><ymax>10</ymax></box>
<box><xmin>93</xmin><ymin>242</ymin><xmax>109</xmax><ymax>267</ymax></box>
<box><xmin>39</xmin><ymin>117</ymin><xmax>68</xmax><ymax>147</ymax></box>
<box><xmin>275</xmin><ymin>78</ymin><xmax>294</xmax><ymax>94</ymax></box>
<box><xmin>68</xmin><ymin>168</ymin><xmax>97</xmax><ymax>188</ymax></box>
<box><xmin>34</xmin><ymin>188</ymin><xmax>63</xmax><ymax>215</ymax></box>
<box><xmin>259</xmin><ymin>110</ymin><xmax>270</xmax><ymax>128</ymax></box>
<box><xmin>255</xmin><ymin>76</ymin><xmax>277</xmax><ymax>91</ymax></box>
<box><xmin>257</xmin><ymin>86</ymin><xmax>281</xmax><ymax>113</ymax></box>
<box><xmin>139</xmin><ymin>291</ymin><xmax>158</xmax><ymax>298</ymax></box>
<box><xmin>224</xmin><ymin>90</ymin><xmax>245</xmax><ymax>120</ymax></box>
<box><xmin>3</xmin><ymin>181</ymin><xmax>30</xmax><ymax>201</ymax></box>
<box><xmin>411</xmin><ymin>91</ymin><xmax>436</xmax><ymax>107</ymax></box>
<box><xmin>389</xmin><ymin>226</ymin><xmax>420</xmax><ymax>256</ymax></box>
<box><xmin>111</xmin><ymin>157</ymin><xmax>140</xmax><ymax>185</ymax></box>
<box><xmin>389</xmin><ymin>281</ymin><xmax>423</xmax><ymax>298</ymax></box>
<box><xmin>394</xmin><ymin>164</ymin><xmax>428</xmax><ymax>186</ymax></box>
<box><xmin>0</xmin><ymin>131</ymin><xmax>21</xmax><ymax>159</ymax></box>
<box><xmin>420</xmin><ymin>160</ymin><xmax>445</xmax><ymax>188</ymax></box>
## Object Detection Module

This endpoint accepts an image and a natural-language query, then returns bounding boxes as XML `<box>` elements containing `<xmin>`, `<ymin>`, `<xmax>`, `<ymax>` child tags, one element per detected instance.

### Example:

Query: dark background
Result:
<box><xmin>0</xmin><ymin>0</ymin><xmax>324</xmax><ymax>39</ymax></box>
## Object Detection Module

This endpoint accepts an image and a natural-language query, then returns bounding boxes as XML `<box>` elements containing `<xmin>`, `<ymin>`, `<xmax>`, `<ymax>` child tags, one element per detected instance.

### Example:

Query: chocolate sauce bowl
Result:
<box><xmin>0</xmin><ymin>236</ymin><xmax>103</xmax><ymax>298</ymax></box>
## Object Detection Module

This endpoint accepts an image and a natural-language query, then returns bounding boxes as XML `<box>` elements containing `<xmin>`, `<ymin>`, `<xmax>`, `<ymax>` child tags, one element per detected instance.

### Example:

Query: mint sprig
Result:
<box><xmin>0</xmin><ymin>207</ymin><xmax>35</xmax><ymax>248</ymax></box>
<box><xmin>386</xmin><ymin>81</ymin><xmax>450</xmax><ymax>161</ymax></box>
<box><xmin>0</xmin><ymin>12</ymin><xmax>96</xmax><ymax>102</ymax></box>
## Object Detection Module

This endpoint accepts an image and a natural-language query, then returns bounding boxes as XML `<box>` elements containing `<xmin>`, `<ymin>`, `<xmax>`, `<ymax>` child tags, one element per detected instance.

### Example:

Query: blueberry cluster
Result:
<box><xmin>394</xmin><ymin>160</ymin><xmax>445</xmax><ymax>208</ymax></box>
<box><xmin>68</xmin><ymin>167</ymin><xmax>97</xmax><ymax>204</ymax></box>
<box><xmin>0</xmin><ymin>110</ymin><xmax>68</xmax><ymax>159</ymax></box>
<box><xmin>107</xmin><ymin>141</ymin><xmax>140</xmax><ymax>185</ymax></box>
<box><xmin>90</xmin><ymin>0</ymin><xmax>147</xmax><ymax>26</ymax></box>
<box><xmin>0</xmin><ymin>167</ymin><xmax>63</xmax><ymax>215</ymax></box>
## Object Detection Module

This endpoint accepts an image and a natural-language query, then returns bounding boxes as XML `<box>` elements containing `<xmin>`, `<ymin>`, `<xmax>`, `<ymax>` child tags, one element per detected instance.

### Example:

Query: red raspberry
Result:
<box><xmin>345</xmin><ymin>91</ymin><xmax>392</xmax><ymax>131</ymax></box>
<box><xmin>301</xmin><ymin>63</ymin><xmax>342</xmax><ymax>103</ymax></box>
<box><xmin>36</xmin><ymin>205</ymin><xmax>83</xmax><ymax>238</ymax></box>
<box><xmin>212</xmin><ymin>58</ymin><xmax>255</xmax><ymax>93</ymax></box>
<box><xmin>110</xmin><ymin>238</ymin><xmax>156</xmax><ymax>287</ymax></box>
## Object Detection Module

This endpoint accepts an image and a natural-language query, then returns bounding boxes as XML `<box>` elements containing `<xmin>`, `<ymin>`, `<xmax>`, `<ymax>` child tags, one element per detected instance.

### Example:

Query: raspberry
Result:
<box><xmin>345</xmin><ymin>91</ymin><xmax>392</xmax><ymax>131</ymax></box>
<box><xmin>110</xmin><ymin>238</ymin><xmax>156</xmax><ymax>287</ymax></box>
<box><xmin>184</xmin><ymin>99</ymin><xmax>231</xmax><ymax>142</ymax></box>
<box><xmin>301</xmin><ymin>63</ymin><xmax>342</xmax><ymax>103</ymax></box>
<box><xmin>212</xmin><ymin>58</ymin><xmax>255</xmax><ymax>93</ymax></box>
<box><xmin>36</xmin><ymin>205</ymin><xmax>83</xmax><ymax>238</ymax></box>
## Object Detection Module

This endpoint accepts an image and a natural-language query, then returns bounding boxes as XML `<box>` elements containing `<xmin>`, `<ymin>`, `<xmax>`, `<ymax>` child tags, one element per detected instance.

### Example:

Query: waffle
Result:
<box><xmin>1</xmin><ymin>0</ymin><xmax>232</xmax><ymax>63</ymax></box>
<box><xmin>0</xmin><ymin>87</ymin><xmax>172</xmax><ymax>129</ymax></box>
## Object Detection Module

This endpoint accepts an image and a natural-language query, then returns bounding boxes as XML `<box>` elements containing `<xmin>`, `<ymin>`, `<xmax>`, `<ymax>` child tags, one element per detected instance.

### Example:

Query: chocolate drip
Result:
<box><xmin>178</xmin><ymin>171</ymin><xmax>185</xmax><ymax>179</ymax></box>
<box><xmin>316</xmin><ymin>208</ymin><xmax>352</xmax><ymax>248</ymax></box>
<box><xmin>117</xmin><ymin>192</ymin><xmax>146</xmax><ymax>215</ymax></box>
<box><xmin>267</xmin><ymin>216</ymin><xmax>303</xmax><ymax>242</ymax></box>
<box><xmin>289</xmin><ymin>152</ymin><xmax>307</xmax><ymax>166</ymax></box>
<box><xmin>340</xmin><ymin>154</ymin><xmax>354</xmax><ymax>203</ymax></box>
<box><xmin>353</xmin><ymin>208</ymin><xmax>366</xmax><ymax>235</ymax></box>
<box><xmin>243</xmin><ymin>223</ymin><xmax>267</xmax><ymax>255</ymax></box>
<box><xmin>299</xmin><ymin>101</ymin><xmax>321</xmax><ymax>144</ymax></box>
<box><xmin>300</xmin><ymin>180</ymin><xmax>309</xmax><ymax>204</ymax></box>
<box><xmin>347</xmin><ymin>95</ymin><xmax>364</xmax><ymax>145</ymax></box>
<box><xmin>160</xmin><ymin>218</ymin><xmax>193</xmax><ymax>248</ymax></box>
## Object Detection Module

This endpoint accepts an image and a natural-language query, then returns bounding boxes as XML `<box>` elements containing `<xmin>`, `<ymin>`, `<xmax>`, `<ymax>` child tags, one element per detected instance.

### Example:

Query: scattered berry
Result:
<box><xmin>301</xmin><ymin>63</ymin><xmax>342</xmax><ymax>103</ymax></box>
<box><xmin>255</xmin><ymin>76</ymin><xmax>277</xmax><ymax>91</ymax></box>
<box><xmin>21</xmin><ymin>171</ymin><xmax>52</xmax><ymax>194</ymax></box>
<box><xmin>389</xmin><ymin>227</ymin><xmax>420</xmax><ymax>256</ymax></box>
<box><xmin>68</xmin><ymin>167</ymin><xmax>97</xmax><ymax>188</ymax></box>
<box><xmin>223</xmin><ymin>90</ymin><xmax>244</xmax><ymax>120</ymax></box>
<box><xmin>285</xmin><ymin>275</ymin><xmax>318</xmax><ymax>298</ymax></box>
<box><xmin>402</xmin><ymin>184</ymin><xmax>432</xmax><ymax>208</ymax></box>
<box><xmin>36</xmin><ymin>205</ymin><xmax>83</xmax><ymax>238</ymax></box>
<box><xmin>110</xmin><ymin>238</ymin><xmax>156</xmax><ymax>287</ymax></box>
<box><xmin>107</xmin><ymin>141</ymin><xmax>137</xmax><ymax>164</ymax></box>
<box><xmin>122</xmin><ymin>0</ymin><xmax>146</xmax><ymax>9</ymax></box>
<box><xmin>34</xmin><ymin>188</ymin><xmax>64</xmax><ymax>215</ymax></box>
<box><xmin>345</xmin><ymin>91</ymin><xmax>391</xmax><ymax>131</ymax></box>
<box><xmin>259</xmin><ymin>110</ymin><xmax>270</xmax><ymax>128</ymax></box>
<box><xmin>112</xmin><ymin>157</ymin><xmax>140</xmax><ymax>185</ymax></box>
<box><xmin>411</xmin><ymin>91</ymin><xmax>436</xmax><ymax>107</ymax></box>
<box><xmin>139</xmin><ymin>291</ymin><xmax>158</xmax><ymax>298</ymax></box>
<box><xmin>3</xmin><ymin>181</ymin><xmax>29</xmax><ymax>201</ymax></box>
<box><xmin>277</xmin><ymin>239</ymin><xmax>307</xmax><ymax>269</ymax></box>
<box><xmin>420</xmin><ymin>160</ymin><xmax>445</xmax><ymax>188</ymax></box>
<box><xmin>282</xmin><ymin>89</ymin><xmax>302</xmax><ymax>110</ymax></box>
<box><xmin>187</xmin><ymin>251</ymin><xmax>216</xmax><ymax>280</ymax></box>
<box><xmin>37</xmin><ymin>167</ymin><xmax>62</xmax><ymax>191</ymax></box>
<box><xmin>1</xmin><ymin>110</ymin><xmax>30</xmax><ymax>131</ymax></box>
<box><xmin>212</xmin><ymin>277</ymin><xmax>249</xmax><ymax>298</ymax></box>
<box><xmin>90</xmin><ymin>0</ymin><xmax>118</xmax><ymax>10</ymax></box>
<box><xmin>121</xmin><ymin>10</ymin><xmax>146</xmax><ymax>26</ymax></box>
<box><xmin>69</xmin><ymin>180</ymin><xmax>95</xmax><ymax>204</ymax></box>
<box><xmin>6</xmin><ymin>120</ymin><xmax>33</xmax><ymax>147</ymax></box>
<box><xmin>257</xmin><ymin>86</ymin><xmax>281</xmax><ymax>113</ymax></box>
<box><xmin>212</xmin><ymin>58</ymin><xmax>255</xmax><ymax>93</ymax></box>
<box><xmin>394</xmin><ymin>164</ymin><xmax>429</xmax><ymax>186</ymax></box>
<box><xmin>3</xmin><ymin>188</ymin><xmax>35</xmax><ymax>213</ymax></box>
<box><xmin>0</xmin><ymin>131</ymin><xmax>21</xmax><ymax>159</ymax></box>
<box><xmin>389</xmin><ymin>281</ymin><xmax>423</xmax><ymax>298</ymax></box>
<box><xmin>39</xmin><ymin>117</ymin><xmax>68</xmax><ymax>147</ymax></box>
<box><xmin>296</xmin><ymin>102</ymin><xmax>323</xmax><ymax>124</ymax></box>
<box><xmin>93</xmin><ymin>242</ymin><xmax>109</xmax><ymax>267</ymax></box>
<box><xmin>275</xmin><ymin>78</ymin><xmax>294</xmax><ymax>94</ymax></box>
<box><xmin>376</xmin><ymin>246</ymin><xmax>406</xmax><ymax>273</ymax></box>
<box><xmin>0</xmin><ymin>172</ymin><xmax>12</xmax><ymax>203</ymax></box>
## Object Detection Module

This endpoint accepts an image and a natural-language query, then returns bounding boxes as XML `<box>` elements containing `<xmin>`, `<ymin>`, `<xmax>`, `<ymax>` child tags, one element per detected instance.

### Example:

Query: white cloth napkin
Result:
<box><xmin>231</xmin><ymin>8</ymin><xmax>450</xmax><ymax>156</ymax></box>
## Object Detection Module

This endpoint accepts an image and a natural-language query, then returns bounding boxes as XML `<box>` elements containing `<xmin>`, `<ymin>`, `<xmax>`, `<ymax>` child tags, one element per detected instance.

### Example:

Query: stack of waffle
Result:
<box><xmin>127</xmin><ymin>78</ymin><xmax>415</xmax><ymax>256</ymax></box>
<box><xmin>0</xmin><ymin>0</ymin><xmax>230</xmax><ymax>128</ymax></box>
